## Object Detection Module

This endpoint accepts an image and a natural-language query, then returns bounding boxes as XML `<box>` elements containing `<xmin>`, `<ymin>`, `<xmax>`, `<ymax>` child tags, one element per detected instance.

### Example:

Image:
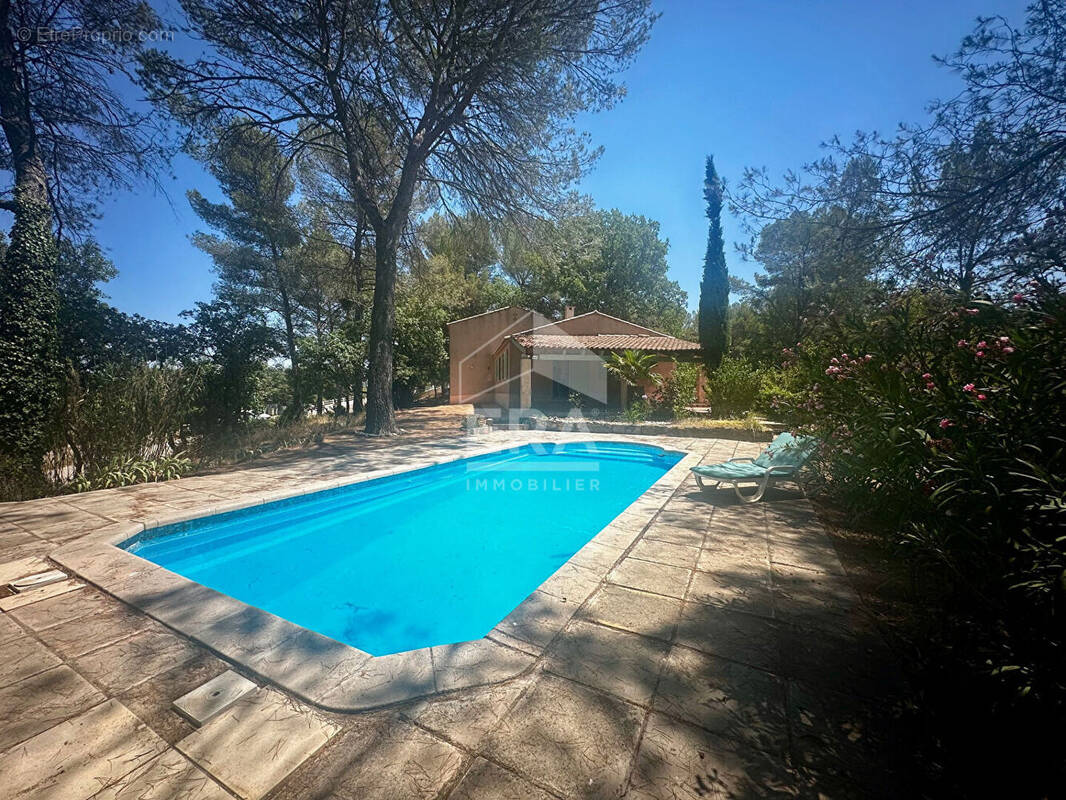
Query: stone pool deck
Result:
<box><xmin>0</xmin><ymin>426</ymin><xmax>908</xmax><ymax>799</ymax></box>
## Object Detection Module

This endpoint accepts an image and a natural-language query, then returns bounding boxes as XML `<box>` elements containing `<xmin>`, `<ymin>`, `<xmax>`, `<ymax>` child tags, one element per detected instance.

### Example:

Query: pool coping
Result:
<box><xmin>50</xmin><ymin>436</ymin><xmax>703</xmax><ymax>712</ymax></box>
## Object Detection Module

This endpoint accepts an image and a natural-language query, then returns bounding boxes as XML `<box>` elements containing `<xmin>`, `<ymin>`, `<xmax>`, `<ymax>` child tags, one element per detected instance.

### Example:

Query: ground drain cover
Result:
<box><xmin>11</xmin><ymin>569</ymin><xmax>67</xmax><ymax>591</ymax></box>
<box><xmin>172</xmin><ymin>669</ymin><xmax>257</xmax><ymax>727</ymax></box>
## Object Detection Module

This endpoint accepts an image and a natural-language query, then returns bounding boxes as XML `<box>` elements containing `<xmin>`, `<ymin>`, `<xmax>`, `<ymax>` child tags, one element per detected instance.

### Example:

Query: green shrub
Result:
<box><xmin>55</xmin><ymin>363</ymin><xmax>202</xmax><ymax>481</ymax></box>
<box><xmin>621</xmin><ymin>398</ymin><xmax>651</xmax><ymax>422</ymax></box>
<box><xmin>778</xmin><ymin>285</ymin><xmax>1066</xmax><ymax>703</ymax></box>
<box><xmin>705</xmin><ymin>357</ymin><xmax>767</xmax><ymax>417</ymax></box>
<box><xmin>757</xmin><ymin>365</ymin><xmax>803</xmax><ymax>415</ymax></box>
<box><xmin>70</xmin><ymin>454</ymin><xmax>192</xmax><ymax>491</ymax></box>
<box><xmin>651</xmin><ymin>362</ymin><xmax>701</xmax><ymax>420</ymax></box>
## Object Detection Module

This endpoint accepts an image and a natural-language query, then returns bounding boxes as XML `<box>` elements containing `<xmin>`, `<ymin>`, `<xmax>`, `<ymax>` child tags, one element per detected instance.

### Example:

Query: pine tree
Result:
<box><xmin>698</xmin><ymin>156</ymin><xmax>729</xmax><ymax>371</ymax></box>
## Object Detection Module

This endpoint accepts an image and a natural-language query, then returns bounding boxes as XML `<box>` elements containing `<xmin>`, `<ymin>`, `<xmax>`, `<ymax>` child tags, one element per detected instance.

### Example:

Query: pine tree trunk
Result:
<box><xmin>278</xmin><ymin>285</ymin><xmax>302</xmax><ymax>419</ymax></box>
<box><xmin>364</xmin><ymin>227</ymin><xmax>400</xmax><ymax>434</ymax></box>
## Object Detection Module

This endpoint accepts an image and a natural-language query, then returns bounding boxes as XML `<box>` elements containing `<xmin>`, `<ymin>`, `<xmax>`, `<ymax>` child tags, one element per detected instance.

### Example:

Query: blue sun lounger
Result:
<box><xmin>691</xmin><ymin>432</ymin><xmax>816</xmax><ymax>503</ymax></box>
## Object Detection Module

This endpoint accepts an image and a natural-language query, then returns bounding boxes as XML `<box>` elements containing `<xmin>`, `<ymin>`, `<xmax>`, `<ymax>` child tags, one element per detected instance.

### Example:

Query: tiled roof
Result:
<box><xmin>510</xmin><ymin>333</ymin><xmax>701</xmax><ymax>353</ymax></box>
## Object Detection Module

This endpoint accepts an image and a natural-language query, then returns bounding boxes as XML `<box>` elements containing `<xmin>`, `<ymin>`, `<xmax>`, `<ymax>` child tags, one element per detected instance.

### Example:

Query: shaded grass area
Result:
<box><xmin>191</xmin><ymin>413</ymin><xmax>369</xmax><ymax>469</ymax></box>
<box><xmin>674</xmin><ymin>413</ymin><xmax>772</xmax><ymax>433</ymax></box>
<box><xmin>4</xmin><ymin>406</ymin><xmax>476</xmax><ymax>501</ymax></box>
<box><xmin>533</xmin><ymin>413</ymin><xmax>775</xmax><ymax>442</ymax></box>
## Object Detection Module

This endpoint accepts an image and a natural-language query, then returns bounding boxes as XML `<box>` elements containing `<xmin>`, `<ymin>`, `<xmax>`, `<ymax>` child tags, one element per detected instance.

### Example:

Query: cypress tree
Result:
<box><xmin>698</xmin><ymin>156</ymin><xmax>729</xmax><ymax>371</ymax></box>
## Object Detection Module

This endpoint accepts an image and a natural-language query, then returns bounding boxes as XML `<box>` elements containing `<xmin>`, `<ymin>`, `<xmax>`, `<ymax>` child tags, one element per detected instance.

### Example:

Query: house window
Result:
<box><xmin>494</xmin><ymin>349</ymin><xmax>510</xmax><ymax>382</ymax></box>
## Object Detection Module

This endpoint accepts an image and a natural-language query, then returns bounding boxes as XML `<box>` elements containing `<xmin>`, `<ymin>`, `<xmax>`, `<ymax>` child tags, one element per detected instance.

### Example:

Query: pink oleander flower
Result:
<box><xmin>1002</xmin><ymin>346</ymin><xmax>1014</xmax><ymax>354</ymax></box>
<box><xmin>939</xmin><ymin>418</ymin><xmax>953</xmax><ymax>429</ymax></box>
<box><xmin>977</xmin><ymin>393</ymin><xmax>987</xmax><ymax>401</ymax></box>
<box><xmin>925</xmin><ymin>382</ymin><xmax>935</xmax><ymax>390</ymax></box>
<box><xmin>976</xmin><ymin>341</ymin><xmax>987</xmax><ymax>349</ymax></box>
<box><xmin>998</xmin><ymin>336</ymin><xmax>1010</xmax><ymax>344</ymax></box>
<box><xmin>957</xmin><ymin>340</ymin><xmax>968</xmax><ymax>348</ymax></box>
<box><xmin>863</xmin><ymin>354</ymin><xmax>873</xmax><ymax>362</ymax></box>
<box><xmin>976</xmin><ymin>351</ymin><xmax>985</xmax><ymax>358</ymax></box>
<box><xmin>963</xmin><ymin>383</ymin><xmax>975</xmax><ymax>393</ymax></box>
<box><xmin>965</xmin><ymin>308</ymin><xmax>979</xmax><ymax>315</ymax></box>
<box><xmin>1011</xmin><ymin>293</ymin><xmax>1026</xmax><ymax>303</ymax></box>
<box><xmin>921</xmin><ymin>372</ymin><xmax>932</xmax><ymax>379</ymax></box>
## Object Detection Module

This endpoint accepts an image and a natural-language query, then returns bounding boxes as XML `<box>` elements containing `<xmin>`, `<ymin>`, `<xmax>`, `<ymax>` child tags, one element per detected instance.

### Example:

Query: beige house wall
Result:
<box><xmin>493</xmin><ymin>339</ymin><xmax>525</xmax><ymax>406</ymax></box>
<box><xmin>447</xmin><ymin>307</ymin><xmax>545</xmax><ymax>405</ymax></box>
<box><xmin>449</xmin><ymin>307</ymin><xmax>707</xmax><ymax>409</ymax></box>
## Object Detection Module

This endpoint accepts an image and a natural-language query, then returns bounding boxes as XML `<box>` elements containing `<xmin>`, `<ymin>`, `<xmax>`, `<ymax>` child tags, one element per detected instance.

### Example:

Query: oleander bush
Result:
<box><xmin>775</xmin><ymin>282</ymin><xmax>1066</xmax><ymax>704</ymax></box>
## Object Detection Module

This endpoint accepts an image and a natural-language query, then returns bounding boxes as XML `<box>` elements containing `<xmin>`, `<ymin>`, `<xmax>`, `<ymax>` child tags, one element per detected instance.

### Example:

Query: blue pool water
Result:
<box><xmin>123</xmin><ymin>441</ymin><xmax>682</xmax><ymax>655</ymax></box>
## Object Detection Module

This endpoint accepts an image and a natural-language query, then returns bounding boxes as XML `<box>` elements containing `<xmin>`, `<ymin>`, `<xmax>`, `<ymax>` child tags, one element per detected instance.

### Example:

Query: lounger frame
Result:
<box><xmin>693</xmin><ymin>457</ymin><xmax>798</xmax><ymax>503</ymax></box>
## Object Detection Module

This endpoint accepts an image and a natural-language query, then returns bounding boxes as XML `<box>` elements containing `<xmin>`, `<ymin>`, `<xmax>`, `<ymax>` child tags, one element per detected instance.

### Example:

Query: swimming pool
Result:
<box><xmin>122</xmin><ymin>441</ymin><xmax>682</xmax><ymax>655</ymax></box>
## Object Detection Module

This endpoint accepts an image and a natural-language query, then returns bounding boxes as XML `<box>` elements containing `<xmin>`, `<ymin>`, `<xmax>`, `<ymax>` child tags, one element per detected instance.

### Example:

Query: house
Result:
<box><xmin>447</xmin><ymin>305</ymin><xmax>704</xmax><ymax>415</ymax></box>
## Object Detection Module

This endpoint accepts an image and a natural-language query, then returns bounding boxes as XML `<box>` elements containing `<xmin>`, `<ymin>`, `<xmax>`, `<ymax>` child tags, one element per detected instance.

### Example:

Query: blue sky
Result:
<box><xmin>92</xmin><ymin>0</ymin><xmax>1030</xmax><ymax>323</ymax></box>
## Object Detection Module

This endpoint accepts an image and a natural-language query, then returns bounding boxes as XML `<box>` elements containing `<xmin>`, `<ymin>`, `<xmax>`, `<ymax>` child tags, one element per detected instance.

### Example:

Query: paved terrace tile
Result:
<box><xmin>0</xmin><ymin>418</ymin><xmax>910</xmax><ymax>798</ymax></box>
<box><xmin>481</xmin><ymin>672</ymin><xmax>647</xmax><ymax>799</ymax></box>
<box><xmin>177</xmin><ymin>688</ymin><xmax>339</xmax><ymax>799</ymax></box>
<box><xmin>0</xmin><ymin>698</ymin><xmax>168</xmax><ymax>799</ymax></box>
<box><xmin>0</xmin><ymin>665</ymin><xmax>105</xmax><ymax>753</ymax></box>
<box><xmin>267</xmin><ymin>713</ymin><xmax>464</xmax><ymax>800</ymax></box>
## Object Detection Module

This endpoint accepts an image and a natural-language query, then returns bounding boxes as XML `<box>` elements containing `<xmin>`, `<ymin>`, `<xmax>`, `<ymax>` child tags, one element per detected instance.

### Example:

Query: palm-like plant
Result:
<box><xmin>603</xmin><ymin>350</ymin><xmax>663</xmax><ymax>408</ymax></box>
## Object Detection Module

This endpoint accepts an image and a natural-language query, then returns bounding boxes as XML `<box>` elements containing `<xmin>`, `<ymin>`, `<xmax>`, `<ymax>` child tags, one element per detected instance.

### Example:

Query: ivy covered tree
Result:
<box><xmin>698</xmin><ymin>156</ymin><xmax>729</xmax><ymax>371</ymax></box>
<box><xmin>0</xmin><ymin>193</ymin><xmax>58</xmax><ymax>486</ymax></box>
<box><xmin>0</xmin><ymin>0</ymin><xmax>172</xmax><ymax>491</ymax></box>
